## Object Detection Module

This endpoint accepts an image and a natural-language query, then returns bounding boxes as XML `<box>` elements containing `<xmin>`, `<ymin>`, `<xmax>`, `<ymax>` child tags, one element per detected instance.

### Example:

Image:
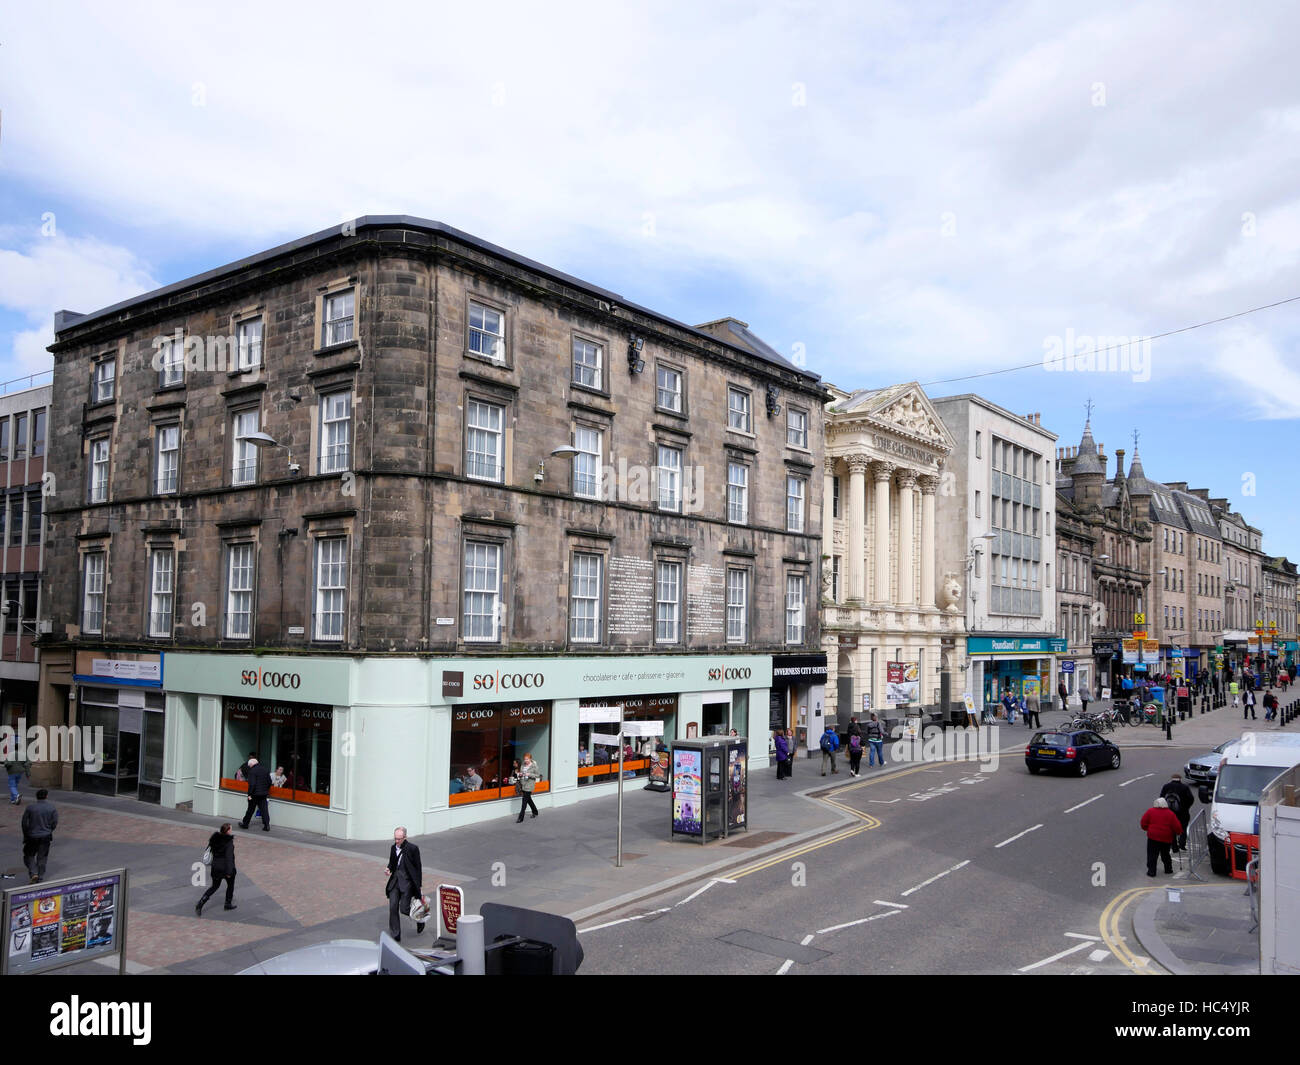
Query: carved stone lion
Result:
<box><xmin>939</xmin><ymin>573</ymin><xmax>962</xmax><ymax>613</ymax></box>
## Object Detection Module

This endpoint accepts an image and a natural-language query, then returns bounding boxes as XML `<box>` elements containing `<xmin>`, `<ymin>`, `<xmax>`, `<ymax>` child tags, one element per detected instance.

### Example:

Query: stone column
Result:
<box><xmin>846</xmin><ymin>454</ymin><xmax>869</xmax><ymax>601</ymax></box>
<box><xmin>823</xmin><ymin>456</ymin><xmax>836</xmax><ymax>539</ymax></box>
<box><xmin>918</xmin><ymin>474</ymin><xmax>939</xmax><ymax>609</ymax></box>
<box><xmin>896</xmin><ymin>469</ymin><xmax>917</xmax><ymax>605</ymax></box>
<box><xmin>873</xmin><ymin>461</ymin><xmax>896</xmax><ymax>603</ymax></box>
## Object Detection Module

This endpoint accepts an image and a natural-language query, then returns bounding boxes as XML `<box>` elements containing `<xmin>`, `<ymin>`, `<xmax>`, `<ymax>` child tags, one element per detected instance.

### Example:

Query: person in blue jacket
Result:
<box><xmin>819</xmin><ymin>725</ymin><xmax>840</xmax><ymax>776</ymax></box>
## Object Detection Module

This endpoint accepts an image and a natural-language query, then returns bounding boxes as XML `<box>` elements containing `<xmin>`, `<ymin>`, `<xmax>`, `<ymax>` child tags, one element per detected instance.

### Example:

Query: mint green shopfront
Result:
<box><xmin>160</xmin><ymin>652</ymin><xmax>773</xmax><ymax>840</ymax></box>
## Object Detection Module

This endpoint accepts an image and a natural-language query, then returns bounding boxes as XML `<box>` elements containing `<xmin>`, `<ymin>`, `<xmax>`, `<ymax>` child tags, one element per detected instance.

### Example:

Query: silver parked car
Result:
<box><xmin>1184</xmin><ymin>739</ymin><xmax>1236</xmax><ymax>784</ymax></box>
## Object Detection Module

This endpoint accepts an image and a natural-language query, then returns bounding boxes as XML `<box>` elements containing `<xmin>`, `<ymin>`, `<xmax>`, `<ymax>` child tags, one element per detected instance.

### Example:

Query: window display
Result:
<box><xmin>220</xmin><ymin>697</ymin><xmax>332</xmax><ymax>807</ymax></box>
<box><xmin>449</xmin><ymin>701</ymin><xmax>551</xmax><ymax>805</ymax></box>
<box><xmin>577</xmin><ymin>694</ymin><xmax>677</xmax><ymax>786</ymax></box>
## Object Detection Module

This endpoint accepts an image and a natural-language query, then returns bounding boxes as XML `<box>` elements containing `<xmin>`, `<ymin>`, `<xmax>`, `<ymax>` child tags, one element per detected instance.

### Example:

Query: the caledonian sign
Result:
<box><xmin>966</xmin><ymin>637</ymin><xmax>1068</xmax><ymax>655</ymax></box>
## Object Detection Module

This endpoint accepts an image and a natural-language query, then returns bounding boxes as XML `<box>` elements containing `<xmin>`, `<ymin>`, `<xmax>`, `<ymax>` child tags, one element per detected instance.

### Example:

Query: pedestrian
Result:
<box><xmin>383</xmin><ymin>826</ymin><xmax>425</xmax><ymax>942</ymax></box>
<box><xmin>819</xmin><ymin>724</ymin><xmax>840</xmax><ymax>776</ymax></box>
<box><xmin>1025</xmin><ymin>692</ymin><xmax>1041</xmax><ymax>729</ymax></box>
<box><xmin>1079</xmin><ymin>685</ymin><xmax>1090</xmax><ymax>718</ymax></box>
<box><xmin>196</xmin><ymin>823</ymin><xmax>238</xmax><ymax>915</ymax></box>
<box><xmin>238</xmin><ymin>753</ymin><xmax>272</xmax><ymax>831</ymax></box>
<box><xmin>847</xmin><ymin>730</ymin><xmax>863</xmax><ymax>776</ymax></box>
<box><xmin>5</xmin><ymin>750</ymin><xmax>31</xmax><ymax>806</ymax></box>
<box><xmin>516</xmin><ymin>751</ymin><xmax>541</xmax><ymax>820</ymax></box>
<box><xmin>774</xmin><ymin>729</ymin><xmax>790</xmax><ymax>780</ymax></box>
<box><xmin>1243</xmin><ymin>687</ymin><xmax>1257</xmax><ymax>721</ymax></box>
<box><xmin>1159</xmin><ymin>774</ymin><xmax>1194</xmax><ymax>851</ymax></box>
<box><xmin>20</xmin><ymin>788</ymin><xmax>58</xmax><ymax>883</ymax></box>
<box><xmin>1140</xmin><ymin>797</ymin><xmax>1182</xmax><ymax>877</ymax></box>
<box><xmin>1263</xmin><ymin>690</ymin><xmax>1277</xmax><ymax>722</ymax></box>
<box><xmin>865</xmin><ymin>713</ymin><xmax>886</xmax><ymax>768</ymax></box>
<box><xmin>786</xmin><ymin>731</ymin><xmax>797</xmax><ymax>777</ymax></box>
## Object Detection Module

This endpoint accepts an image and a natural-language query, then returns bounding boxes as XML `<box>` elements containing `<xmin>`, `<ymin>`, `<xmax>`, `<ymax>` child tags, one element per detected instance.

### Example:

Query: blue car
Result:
<box><xmin>1025</xmin><ymin>730</ymin><xmax>1121</xmax><ymax>777</ymax></box>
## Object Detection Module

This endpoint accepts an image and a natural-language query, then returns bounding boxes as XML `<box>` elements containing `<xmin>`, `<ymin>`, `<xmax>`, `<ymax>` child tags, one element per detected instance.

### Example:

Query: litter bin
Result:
<box><xmin>500</xmin><ymin>938</ymin><xmax>555</xmax><ymax>975</ymax></box>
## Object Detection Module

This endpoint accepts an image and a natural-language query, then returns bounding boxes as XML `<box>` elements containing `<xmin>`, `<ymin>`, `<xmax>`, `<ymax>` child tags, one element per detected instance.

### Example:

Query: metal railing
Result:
<box><xmin>1185</xmin><ymin>808</ymin><xmax>1208</xmax><ymax>882</ymax></box>
<box><xmin>0</xmin><ymin>371</ymin><xmax>52</xmax><ymax>398</ymax></box>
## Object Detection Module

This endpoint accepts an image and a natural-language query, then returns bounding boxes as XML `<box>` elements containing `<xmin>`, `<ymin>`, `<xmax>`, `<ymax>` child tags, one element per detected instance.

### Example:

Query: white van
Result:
<box><xmin>1201</xmin><ymin>732</ymin><xmax>1300</xmax><ymax>876</ymax></box>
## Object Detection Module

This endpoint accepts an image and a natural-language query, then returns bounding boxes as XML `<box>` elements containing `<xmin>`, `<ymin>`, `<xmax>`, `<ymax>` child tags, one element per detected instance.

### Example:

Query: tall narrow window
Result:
<box><xmin>727</xmin><ymin>462</ymin><xmax>748</xmax><ymax>524</ymax></box>
<box><xmin>572</xmin><ymin>338</ymin><xmax>602</xmax><ymax>390</ymax></box>
<box><xmin>832</xmin><ymin>475</ymin><xmax>840</xmax><ymax>518</ymax></box>
<box><xmin>82</xmin><ymin>553</ymin><xmax>106</xmax><ymax>634</ymax></box>
<box><xmin>320</xmin><ymin>392</ymin><xmax>352</xmax><ymax>473</ymax></box>
<box><xmin>158</xmin><ymin>337</ymin><xmax>184</xmax><ymax>388</ymax></box>
<box><xmin>14</xmin><ymin>415</ymin><xmax>27</xmax><ymax>459</ymax></box>
<box><xmin>93</xmin><ymin>360</ymin><xmax>116</xmax><ymax>403</ymax></box>
<box><xmin>231</xmin><ymin>410</ymin><xmax>259</xmax><ymax>486</ymax></box>
<box><xmin>225</xmin><ymin>543</ymin><xmax>255</xmax><ymax>638</ymax></box>
<box><xmin>787</xmin><ymin>408</ymin><xmax>808</xmax><ymax>448</ymax></box>
<box><xmin>656</xmin><ymin>366</ymin><xmax>682</xmax><ymax>412</ymax></box>
<box><xmin>323</xmin><ymin>290</ymin><xmax>355</xmax><ymax>346</ymax></box>
<box><xmin>727</xmin><ymin>388</ymin><xmax>752</xmax><ymax>432</ymax></box>
<box><xmin>155</xmin><ymin>426</ymin><xmax>180</xmax><ymax>494</ymax></box>
<box><xmin>785</xmin><ymin>573</ymin><xmax>807</xmax><ymax>644</ymax></box>
<box><xmin>314</xmin><ymin>538</ymin><xmax>347</xmax><ymax>641</ymax></box>
<box><xmin>468</xmin><ymin>300</ymin><xmax>504</xmax><ymax>362</ymax></box>
<box><xmin>236</xmin><ymin>317</ymin><xmax>264</xmax><ymax>370</ymax></box>
<box><xmin>0</xmin><ymin>420</ymin><xmax>8</xmax><ymax>461</ymax></box>
<box><xmin>32</xmin><ymin>410</ymin><xmax>47</xmax><ymax>457</ymax></box>
<box><xmin>726</xmin><ymin>568</ymin><xmax>748</xmax><ymax>643</ymax></box>
<box><xmin>462</xmin><ymin>541</ymin><xmax>502</xmax><ymax>642</ymax></box>
<box><xmin>573</xmin><ymin>426</ymin><xmax>601</xmax><ymax>500</ymax></box>
<box><xmin>88</xmin><ymin>437</ymin><xmax>110</xmax><ymax>503</ymax></box>
<box><xmin>25</xmin><ymin>491</ymin><xmax>41</xmax><ymax>546</ymax></box>
<box><xmin>831</xmin><ymin>557</ymin><xmax>842</xmax><ymax>602</ymax></box>
<box><xmin>569</xmin><ymin>553</ymin><xmax>602</xmax><ymax>643</ymax></box>
<box><xmin>786</xmin><ymin>475</ymin><xmax>806</xmax><ymax>533</ymax></box>
<box><xmin>466</xmin><ymin>400</ymin><xmax>504</xmax><ymax>482</ymax></box>
<box><xmin>657</xmin><ymin>445</ymin><xmax>682</xmax><ymax>512</ymax></box>
<box><xmin>655</xmin><ymin>561</ymin><xmax>682</xmax><ymax>643</ymax></box>
<box><xmin>10</xmin><ymin>497</ymin><xmax>24</xmax><ymax>546</ymax></box>
<box><xmin>149</xmin><ymin>549</ymin><xmax>174</xmax><ymax>638</ymax></box>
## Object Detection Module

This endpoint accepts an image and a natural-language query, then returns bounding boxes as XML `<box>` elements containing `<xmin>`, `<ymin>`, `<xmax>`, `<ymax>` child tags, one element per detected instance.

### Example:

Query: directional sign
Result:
<box><xmin>579</xmin><ymin>705</ymin><xmax>622</xmax><ymax>724</ymax></box>
<box><xmin>589</xmin><ymin>732</ymin><xmax>621</xmax><ymax>746</ymax></box>
<box><xmin>622</xmin><ymin>720</ymin><xmax>665</xmax><ymax>737</ymax></box>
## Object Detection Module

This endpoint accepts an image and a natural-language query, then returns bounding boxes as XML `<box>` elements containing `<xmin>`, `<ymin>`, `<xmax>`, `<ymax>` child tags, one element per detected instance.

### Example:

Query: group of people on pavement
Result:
<box><xmin>1141</xmin><ymin>774</ymin><xmax>1195</xmax><ymax>877</ymax></box>
<box><xmin>809</xmin><ymin>715</ymin><xmax>886</xmax><ymax>778</ymax></box>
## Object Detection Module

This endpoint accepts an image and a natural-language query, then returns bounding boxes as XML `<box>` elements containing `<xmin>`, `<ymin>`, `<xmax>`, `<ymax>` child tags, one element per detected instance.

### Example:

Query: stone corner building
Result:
<box><xmin>38</xmin><ymin>217</ymin><xmax>827</xmax><ymax>838</ymax></box>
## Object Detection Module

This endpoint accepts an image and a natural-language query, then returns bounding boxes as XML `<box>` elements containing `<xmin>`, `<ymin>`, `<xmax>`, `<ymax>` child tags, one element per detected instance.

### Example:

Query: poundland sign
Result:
<box><xmin>967</xmin><ymin>637</ymin><xmax>1067</xmax><ymax>655</ymax></box>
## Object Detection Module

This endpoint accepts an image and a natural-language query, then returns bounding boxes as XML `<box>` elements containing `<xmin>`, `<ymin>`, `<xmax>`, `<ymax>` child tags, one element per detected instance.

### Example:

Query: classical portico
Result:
<box><xmin>822</xmin><ymin>383</ymin><xmax>960</xmax><ymax>725</ymax></box>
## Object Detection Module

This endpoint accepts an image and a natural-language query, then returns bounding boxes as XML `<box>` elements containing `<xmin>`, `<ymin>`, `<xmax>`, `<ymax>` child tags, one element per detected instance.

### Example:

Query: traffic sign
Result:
<box><xmin>1133</xmin><ymin>612</ymin><xmax>1146</xmax><ymax>626</ymax></box>
<box><xmin>1132</xmin><ymin>631</ymin><xmax>1148</xmax><ymax>641</ymax></box>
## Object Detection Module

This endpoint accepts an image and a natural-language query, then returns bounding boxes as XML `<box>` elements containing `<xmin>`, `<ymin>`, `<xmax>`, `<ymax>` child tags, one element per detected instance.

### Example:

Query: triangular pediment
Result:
<box><xmin>861</xmin><ymin>383</ymin><xmax>956</xmax><ymax>452</ymax></box>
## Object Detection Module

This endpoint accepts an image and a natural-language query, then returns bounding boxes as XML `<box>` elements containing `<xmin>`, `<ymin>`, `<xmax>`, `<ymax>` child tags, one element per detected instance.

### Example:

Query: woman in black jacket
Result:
<box><xmin>196</xmin><ymin>823</ymin><xmax>237</xmax><ymax>915</ymax></box>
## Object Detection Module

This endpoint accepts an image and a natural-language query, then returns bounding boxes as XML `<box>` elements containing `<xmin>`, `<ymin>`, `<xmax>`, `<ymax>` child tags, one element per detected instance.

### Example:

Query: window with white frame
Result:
<box><xmin>323</xmin><ymin>289</ymin><xmax>354</xmax><ymax>346</ymax></box>
<box><xmin>320</xmin><ymin>392</ymin><xmax>352</xmax><ymax>473</ymax></box>
<box><xmin>574</xmin><ymin>426</ymin><xmax>601</xmax><ymax>499</ymax></box>
<box><xmin>726</xmin><ymin>568</ymin><xmax>748</xmax><ymax>643</ymax></box>
<box><xmin>787</xmin><ymin>407</ymin><xmax>808</xmax><ymax>448</ymax></box>
<box><xmin>656</xmin><ymin>366</ymin><xmax>682</xmax><ymax>412</ymax></box>
<box><xmin>93</xmin><ymin>359</ymin><xmax>116</xmax><ymax>403</ymax></box>
<box><xmin>82</xmin><ymin>552</ymin><xmax>106</xmax><ymax>634</ymax></box>
<box><xmin>236</xmin><ymin>317</ymin><xmax>263</xmax><ymax>370</ymax></box>
<box><xmin>88</xmin><ymin>437</ymin><xmax>110</xmax><ymax>503</ymax></box>
<box><xmin>468</xmin><ymin>300</ymin><xmax>504</xmax><ymax>362</ymax></box>
<box><xmin>727</xmin><ymin>387</ymin><xmax>751</xmax><ymax>432</ymax></box>
<box><xmin>657</xmin><ymin>445</ymin><xmax>682</xmax><ymax>512</ymax></box>
<box><xmin>786</xmin><ymin>475</ymin><xmax>806</xmax><ymax>533</ymax></box>
<box><xmin>572</xmin><ymin>338</ymin><xmax>602</xmax><ymax>390</ymax></box>
<box><xmin>656</xmin><ymin>561</ymin><xmax>682</xmax><ymax>643</ymax></box>
<box><xmin>231</xmin><ymin>409</ymin><xmax>260</xmax><ymax>486</ymax></box>
<box><xmin>148</xmin><ymin>548</ymin><xmax>174</xmax><ymax>638</ymax></box>
<box><xmin>158</xmin><ymin>336</ymin><xmax>184</xmax><ymax>388</ymax></box>
<box><xmin>314</xmin><ymin>538</ymin><xmax>347</xmax><ymax>641</ymax></box>
<box><xmin>466</xmin><ymin>399</ymin><xmax>504</xmax><ymax>482</ymax></box>
<box><xmin>727</xmin><ymin>462</ymin><xmax>748</xmax><ymax>524</ymax></box>
<box><xmin>569</xmin><ymin>552</ymin><xmax>602</xmax><ymax>643</ymax></box>
<box><xmin>463</xmin><ymin>541</ymin><xmax>502</xmax><ymax>642</ymax></box>
<box><xmin>785</xmin><ymin>573</ymin><xmax>807</xmax><ymax>644</ymax></box>
<box><xmin>832</xmin><ymin>556</ymin><xmax>841</xmax><ymax>601</ymax></box>
<box><xmin>832</xmin><ymin>475</ymin><xmax>840</xmax><ymax>518</ymax></box>
<box><xmin>155</xmin><ymin>426</ymin><xmax>179</xmax><ymax>494</ymax></box>
<box><xmin>225</xmin><ymin>543</ymin><xmax>255</xmax><ymax>639</ymax></box>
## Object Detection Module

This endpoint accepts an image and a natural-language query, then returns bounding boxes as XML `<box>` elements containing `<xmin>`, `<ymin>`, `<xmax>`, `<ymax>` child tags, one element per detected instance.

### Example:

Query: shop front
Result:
<box><xmin>1092</xmin><ymin>639</ymin><xmax>1119</xmax><ymax>693</ymax></box>
<box><xmin>161</xmin><ymin>651</ymin><xmax>772</xmax><ymax>840</ymax></box>
<box><xmin>769</xmin><ymin>653</ymin><xmax>827</xmax><ymax>754</ymax></box>
<box><xmin>967</xmin><ymin>637</ymin><xmax>1066</xmax><ymax>714</ymax></box>
<box><xmin>71</xmin><ymin>652</ymin><xmax>165</xmax><ymax>804</ymax></box>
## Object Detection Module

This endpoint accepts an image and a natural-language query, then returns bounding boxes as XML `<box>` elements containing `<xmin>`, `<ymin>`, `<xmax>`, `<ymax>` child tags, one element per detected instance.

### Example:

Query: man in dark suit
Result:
<box><xmin>238</xmin><ymin>755</ymin><xmax>273</xmax><ymax>831</ymax></box>
<box><xmin>385</xmin><ymin>826</ymin><xmax>425</xmax><ymax>941</ymax></box>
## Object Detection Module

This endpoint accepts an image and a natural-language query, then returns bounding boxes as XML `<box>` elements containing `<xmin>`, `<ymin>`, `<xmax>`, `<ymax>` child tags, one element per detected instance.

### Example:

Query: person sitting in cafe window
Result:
<box><xmin>464</xmin><ymin>766</ymin><xmax>483</xmax><ymax>791</ymax></box>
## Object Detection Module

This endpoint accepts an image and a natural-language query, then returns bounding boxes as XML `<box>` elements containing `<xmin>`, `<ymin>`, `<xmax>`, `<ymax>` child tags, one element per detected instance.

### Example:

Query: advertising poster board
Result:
<box><xmin>646</xmin><ymin>751</ymin><xmax>670</xmax><ymax>790</ymax></box>
<box><xmin>671</xmin><ymin>749</ymin><xmax>702</xmax><ymax>836</ymax></box>
<box><xmin>886</xmin><ymin>661</ymin><xmax>920</xmax><ymax>704</ymax></box>
<box><xmin>727</xmin><ymin>743</ymin><xmax>747</xmax><ymax>830</ymax></box>
<box><xmin>3</xmin><ymin>870</ymin><xmax>127</xmax><ymax>976</ymax></box>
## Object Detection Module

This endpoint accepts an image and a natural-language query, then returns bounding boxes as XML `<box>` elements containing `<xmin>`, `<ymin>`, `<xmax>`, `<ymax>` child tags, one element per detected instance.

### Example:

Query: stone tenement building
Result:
<box><xmin>39</xmin><ymin>217</ymin><xmax>828</xmax><ymax>837</ymax></box>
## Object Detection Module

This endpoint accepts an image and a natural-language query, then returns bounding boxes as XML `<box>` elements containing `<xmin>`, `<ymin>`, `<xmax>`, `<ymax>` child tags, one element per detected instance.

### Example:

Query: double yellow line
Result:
<box><xmin>1100</xmin><ymin>886</ymin><xmax>1163</xmax><ymax>974</ymax></box>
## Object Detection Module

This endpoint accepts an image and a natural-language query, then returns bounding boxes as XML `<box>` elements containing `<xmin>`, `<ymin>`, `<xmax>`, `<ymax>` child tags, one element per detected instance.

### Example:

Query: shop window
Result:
<box><xmin>577</xmin><ymin>694</ymin><xmax>676</xmax><ymax>787</ymax></box>
<box><xmin>220</xmin><ymin>697</ymin><xmax>333</xmax><ymax>807</ymax></box>
<box><xmin>449</xmin><ymin>701</ymin><xmax>552</xmax><ymax>805</ymax></box>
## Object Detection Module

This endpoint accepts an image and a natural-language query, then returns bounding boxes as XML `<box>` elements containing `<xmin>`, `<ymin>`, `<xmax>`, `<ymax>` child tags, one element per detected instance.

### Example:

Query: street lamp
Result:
<box><xmin>239</xmin><ymin>431</ymin><xmax>300</xmax><ymax>476</ymax></box>
<box><xmin>536</xmin><ymin>445</ymin><xmax>579</xmax><ymax>486</ymax></box>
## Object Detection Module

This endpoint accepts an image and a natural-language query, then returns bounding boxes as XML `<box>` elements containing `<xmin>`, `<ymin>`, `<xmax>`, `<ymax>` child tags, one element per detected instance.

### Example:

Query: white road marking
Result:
<box><xmin>800</xmin><ymin>934</ymin><xmax>815</xmax><ymax>946</ymax></box>
<box><xmin>776</xmin><ymin>959</ymin><xmax>794</xmax><ymax>975</ymax></box>
<box><xmin>578</xmin><ymin>907</ymin><xmax>672</xmax><ymax>933</ymax></box>
<box><xmin>817</xmin><ymin>908</ymin><xmax>904</xmax><ymax>935</ymax></box>
<box><xmin>1064</xmin><ymin>932</ymin><xmax>1102</xmax><ymax>941</ymax></box>
<box><xmin>1064</xmin><ymin>794</ymin><xmax>1104</xmax><ymax>813</ymax></box>
<box><xmin>676</xmin><ymin>878</ymin><xmax>734</xmax><ymax>906</ymax></box>
<box><xmin>995</xmin><ymin>824</ymin><xmax>1043</xmax><ymax>848</ymax></box>
<box><xmin>874</xmin><ymin>900</ymin><xmax>908</xmax><ymax>909</ymax></box>
<box><xmin>1119</xmin><ymin>773</ymin><xmax>1155</xmax><ymax>788</ymax></box>
<box><xmin>1017</xmin><ymin>940</ymin><xmax>1092</xmax><ymax>972</ymax></box>
<box><xmin>869</xmin><ymin>798</ymin><xmax>902</xmax><ymax>804</ymax></box>
<box><xmin>1089</xmin><ymin>949</ymin><xmax>1111</xmax><ymax>962</ymax></box>
<box><xmin>901</xmin><ymin>860</ymin><xmax>970</xmax><ymax>897</ymax></box>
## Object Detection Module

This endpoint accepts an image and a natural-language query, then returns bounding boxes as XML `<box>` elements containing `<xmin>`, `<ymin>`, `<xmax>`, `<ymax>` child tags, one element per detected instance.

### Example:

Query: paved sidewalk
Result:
<box><xmin>1134</xmin><ymin>881</ymin><xmax>1259</xmax><ymax>975</ymax></box>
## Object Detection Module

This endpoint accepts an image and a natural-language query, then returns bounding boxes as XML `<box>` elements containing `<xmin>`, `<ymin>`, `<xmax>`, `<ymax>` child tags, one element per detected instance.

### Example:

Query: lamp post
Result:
<box><xmin>965</xmin><ymin>534</ymin><xmax>997</xmax><ymax>717</ymax></box>
<box><xmin>238</xmin><ymin>431</ymin><xmax>300</xmax><ymax>477</ymax></box>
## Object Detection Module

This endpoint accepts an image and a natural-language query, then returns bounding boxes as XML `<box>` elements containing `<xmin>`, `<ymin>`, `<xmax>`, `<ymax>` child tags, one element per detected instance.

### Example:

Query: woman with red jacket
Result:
<box><xmin>1140</xmin><ymin>798</ymin><xmax>1182</xmax><ymax>877</ymax></box>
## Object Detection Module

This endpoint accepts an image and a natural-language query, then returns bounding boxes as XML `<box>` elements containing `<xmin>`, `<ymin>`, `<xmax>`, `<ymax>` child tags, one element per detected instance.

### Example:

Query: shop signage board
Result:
<box><xmin>165</xmin><ymin>653</ymin><xmax>352</xmax><ymax>705</ymax></box>
<box><xmin>3</xmin><ymin>869</ymin><xmax>128</xmax><ymax>976</ymax></box>
<box><xmin>966</xmin><ymin>637</ymin><xmax>1068</xmax><ymax>655</ymax></box>
<box><xmin>437</xmin><ymin>884</ymin><xmax>464</xmax><ymax>938</ymax></box>
<box><xmin>1060</xmin><ymin>661</ymin><xmax>1075</xmax><ymax>673</ymax></box>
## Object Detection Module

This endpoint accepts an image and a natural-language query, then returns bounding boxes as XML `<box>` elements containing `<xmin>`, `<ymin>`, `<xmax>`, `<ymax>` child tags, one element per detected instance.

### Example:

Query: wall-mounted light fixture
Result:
<box><xmin>765</xmin><ymin>384</ymin><xmax>781</xmax><ymax>417</ymax></box>
<box><xmin>627</xmin><ymin>335</ymin><xmax>645</xmax><ymax>374</ymax></box>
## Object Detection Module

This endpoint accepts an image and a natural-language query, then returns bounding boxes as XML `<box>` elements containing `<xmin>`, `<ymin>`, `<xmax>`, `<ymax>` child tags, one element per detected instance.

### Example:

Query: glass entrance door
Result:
<box><xmin>116</xmin><ymin>731</ymin><xmax>140</xmax><ymax>796</ymax></box>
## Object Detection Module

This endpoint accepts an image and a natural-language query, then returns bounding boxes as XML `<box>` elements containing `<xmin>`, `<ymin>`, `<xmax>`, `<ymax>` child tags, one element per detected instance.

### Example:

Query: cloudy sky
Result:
<box><xmin>3</xmin><ymin>0</ymin><xmax>1298</xmax><ymax>559</ymax></box>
